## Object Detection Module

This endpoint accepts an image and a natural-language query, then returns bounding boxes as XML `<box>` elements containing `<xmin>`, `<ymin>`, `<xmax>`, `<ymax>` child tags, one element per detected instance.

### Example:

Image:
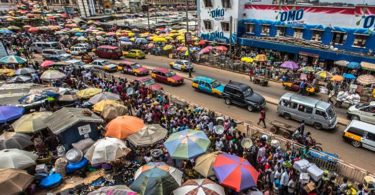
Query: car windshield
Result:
<box><xmin>243</xmin><ymin>87</ymin><xmax>253</xmax><ymax>96</ymax></box>
<box><xmin>211</xmin><ymin>80</ymin><xmax>220</xmax><ymax>88</ymax></box>
<box><xmin>355</xmin><ymin>103</ymin><xmax>369</xmax><ymax>109</ymax></box>
<box><xmin>143</xmin><ymin>79</ymin><xmax>155</xmax><ymax>86</ymax></box>
<box><xmin>131</xmin><ymin>64</ymin><xmax>141</xmax><ymax>69</ymax></box>
<box><xmin>327</xmin><ymin>107</ymin><xmax>335</xmax><ymax>119</ymax></box>
<box><xmin>184</xmin><ymin>61</ymin><xmax>192</xmax><ymax>66</ymax></box>
<box><xmin>100</xmin><ymin>61</ymin><xmax>108</xmax><ymax>65</ymax></box>
<box><xmin>56</xmin><ymin>50</ymin><xmax>65</xmax><ymax>55</ymax></box>
<box><xmin>166</xmin><ymin>72</ymin><xmax>176</xmax><ymax>77</ymax></box>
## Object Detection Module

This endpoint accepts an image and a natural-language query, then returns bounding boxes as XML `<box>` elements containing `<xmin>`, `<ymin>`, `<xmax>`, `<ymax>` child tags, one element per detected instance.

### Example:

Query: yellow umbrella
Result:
<box><xmin>330</xmin><ymin>75</ymin><xmax>344</xmax><ymax>82</ymax></box>
<box><xmin>129</xmin><ymin>37</ymin><xmax>135</xmax><ymax>42</ymax></box>
<box><xmin>254</xmin><ymin>54</ymin><xmax>267</xmax><ymax>62</ymax></box>
<box><xmin>176</xmin><ymin>35</ymin><xmax>185</xmax><ymax>41</ymax></box>
<box><xmin>163</xmin><ymin>45</ymin><xmax>173</xmax><ymax>51</ymax></box>
<box><xmin>0</xmin><ymin>69</ymin><xmax>15</xmax><ymax>77</ymax></box>
<box><xmin>12</xmin><ymin>112</ymin><xmax>53</xmax><ymax>133</ymax></box>
<box><xmin>316</xmin><ymin>71</ymin><xmax>332</xmax><ymax>79</ymax></box>
<box><xmin>241</xmin><ymin>57</ymin><xmax>254</xmax><ymax>63</ymax></box>
<box><xmin>194</xmin><ymin>151</ymin><xmax>221</xmax><ymax>177</ymax></box>
<box><xmin>93</xmin><ymin>100</ymin><xmax>122</xmax><ymax>113</ymax></box>
<box><xmin>76</xmin><ymin>88</ymin><xmax>102</xmax><ymax>99</ymax></box>
<box><xmin>153</xmin><ymin>37</ymin><xmax>167</xmax><ymax>43</ymax></box>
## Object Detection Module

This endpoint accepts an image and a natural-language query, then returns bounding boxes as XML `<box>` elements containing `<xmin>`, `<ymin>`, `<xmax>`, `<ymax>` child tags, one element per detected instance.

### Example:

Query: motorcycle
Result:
<box><xmin>291</xmin><ymin>130</ymin><xmax>323</xmax><ymax>151</ymax></box>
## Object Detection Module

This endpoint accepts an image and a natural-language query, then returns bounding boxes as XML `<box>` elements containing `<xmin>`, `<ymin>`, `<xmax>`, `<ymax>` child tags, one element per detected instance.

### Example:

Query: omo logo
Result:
<box><xmin>363</xmin><ymin>15</ymin><xmax>375</xmax><ymax>29</ymax></box>
<box><xmin>279</xmin><ymin>9</ymin><xmax>304</xmax><ymax>22</ymax></box>
<box><xmin>209</xmin><ymin>8</ymin><xmax>225</xmax><ymax>21</ymax></box>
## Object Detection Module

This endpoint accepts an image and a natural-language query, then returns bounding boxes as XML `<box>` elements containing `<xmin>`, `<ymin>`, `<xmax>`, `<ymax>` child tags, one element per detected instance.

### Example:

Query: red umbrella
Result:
<box><xmin>40</xmin><ymin>60</ymin><xmax>55</xmax><ymax>68</ymax></box>
<box><xmin>215</xmin><ymin>46</ymin><xmax>228</xmax><ymax>52</ymax></box>
<box><xmin>198</xmin><ymin>40</ymin><xmax>206</xmax><ymax>45</ymax></box>
<box><xmin>28</xmin><ymin>27</ymin><xmax>39</xmax><ymax>33</ymax></box>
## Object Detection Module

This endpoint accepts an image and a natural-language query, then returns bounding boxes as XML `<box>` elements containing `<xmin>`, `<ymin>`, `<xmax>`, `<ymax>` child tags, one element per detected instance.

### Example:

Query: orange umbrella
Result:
<box><xmin>105</xmin><ymin>116</ymin><xmax>144</xmax><ymax>139</ymax></box>
<box><xmin>330</xmin><ymin>75</ymin><xmax>344</xmax><ymax>82</ymax></box>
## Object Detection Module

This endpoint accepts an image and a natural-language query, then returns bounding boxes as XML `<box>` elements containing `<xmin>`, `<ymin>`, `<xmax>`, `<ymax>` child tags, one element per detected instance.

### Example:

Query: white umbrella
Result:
<box><xmin>0</xmin><ymin>132</ymin><xmax>33</xmax><ymax>150</ymax></box>
<box><xmin>40</xmin><ymin>70</ymin><xmax>66</xmax><ymax>81</ymax></box>
<box><xmin>88</xmin><ymin>92</ymin><xmax>120</xmax><ymax>104</ymax></box>
<box><xmin>84</xmin><ymin>137</ymin><xmax>131</xmax><ymax>165</ymax></box>
<box><xmin>127</xmin><ymin>124</ymin><xmax>168</xmax><ymax>147</ymax></box>
<box><xmin>173</xmin><ymin>179</ymin><xmax>225</xmax><ymax>195</ymax></box>
<box><xmin>12</xmin><ymin>112</ymin><xmax>53</xmax><ymax>133</ymax></box>
<box><xmin>0</xmin><ymin>149</ymin><xmax>37</xmax><ymax>169</ymax></box>
<box><xmin>15</xmin><ymin>68</ymin><xmax>36</xmax><ymax>75</ymax></box>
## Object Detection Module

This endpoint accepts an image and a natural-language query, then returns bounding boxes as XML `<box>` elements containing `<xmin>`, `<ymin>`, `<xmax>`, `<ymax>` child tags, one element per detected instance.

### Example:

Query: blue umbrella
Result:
<box><xmin>343</xmin><ymin>73</ymin><xmax>356</xmax><ymax>80</ymax></box>
<box><xmin>119</xmin><ymin>37</ymin><xmax>129</xmax><ymax>42</ymax></box>
<box><xmin>0</xmin><ymin>106</ymin><xmax>24</xmax><ymax>123</ymax></box>
<box><xmin>190</xmin><ymin>47</ymin><xmax>201</xmax><ymax>51</ymax></box>
<box><xmin>347</xmin><ymin>62</ymin><xmax>361</xmax><ymax>69</ymax></box>
<box><xmin>75</xmin><ymin>32</ymin><xmax>83</xmax><ymax>36</ymax></box>
<box><xmin>135</xmin><ymin>38</ymin><xmax>147</xmax><ymax>44</ymax></box>
<box><xmin>0</xmin><ymin>29</ymin><xmax>13</xmax><ymax>34</ymax></box>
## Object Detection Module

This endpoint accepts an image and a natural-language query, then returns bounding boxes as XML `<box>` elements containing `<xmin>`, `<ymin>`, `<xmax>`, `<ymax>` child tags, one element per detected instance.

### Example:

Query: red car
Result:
<box><xmin>135</xmin><ymin>77</ymin><xmax>163</xmax><ymax>91</ymax></box>
<box><xmin>95</xmin><ymin>45</ymin><xmax>122</xmax><ymax>59</ymax></box>
<box><xmin>151</xmin><ymin>68</ymin><xmax>184</xmax><ymax>86</ymax></box>
<box><xmin>118</xmin><ymin>60</ymin><xmax>149</xmax><ymax>76</ymax></box>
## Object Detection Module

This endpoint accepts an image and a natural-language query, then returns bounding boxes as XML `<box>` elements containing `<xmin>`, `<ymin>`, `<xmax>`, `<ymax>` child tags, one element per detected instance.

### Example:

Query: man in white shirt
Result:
<box><xmin>280</xmin><ymin>169</ymin><xmax>289</xmax><ymax>195</ymax></box>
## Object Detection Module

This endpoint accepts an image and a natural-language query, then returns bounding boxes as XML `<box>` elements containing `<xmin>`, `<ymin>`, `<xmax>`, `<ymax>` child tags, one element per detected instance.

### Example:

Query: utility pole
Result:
<box><xmin>185</xmin><ymin>0</ymin><xmax>192</xmax><ymax>78</ymax></box>
<box><xmin>146</xmin><ymin>4</ymin><xmax>150</xmax><ymax>32</ymax></box>
<box><xmin>229</xmin><ymin>16</ymin><xmax>233</xmax><ymax>56</ymax></box>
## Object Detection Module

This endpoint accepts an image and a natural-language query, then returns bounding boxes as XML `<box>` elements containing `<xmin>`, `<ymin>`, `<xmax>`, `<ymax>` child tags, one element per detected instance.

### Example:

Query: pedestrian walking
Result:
<box><xmin>257</xmin><ymin>108</ymin><xmax>266</xmax><ymax>128</ymax></box>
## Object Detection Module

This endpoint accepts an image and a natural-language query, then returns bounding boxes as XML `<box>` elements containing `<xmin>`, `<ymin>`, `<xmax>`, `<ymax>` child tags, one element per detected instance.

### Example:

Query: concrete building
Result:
<box><xmin>198</xmin><ymin>0</ymin><xmax>375</xmax><ymax>65</ymax></box>
<box><xmin>143</xmin><ymin>0</ymin><xmax>195</xmax><ymax>6</ymax></box>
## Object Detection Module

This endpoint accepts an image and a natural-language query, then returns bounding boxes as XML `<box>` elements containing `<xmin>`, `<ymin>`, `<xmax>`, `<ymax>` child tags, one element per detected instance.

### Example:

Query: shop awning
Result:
<box><xmin>299</xmin><ymin>51</ymin><xmax>319</xmax><ymax>58</ymax></box>
<box><xmin>361</xmin><ymin>62</ymin><xmax>375</xmax><ymax>71</ymax></box>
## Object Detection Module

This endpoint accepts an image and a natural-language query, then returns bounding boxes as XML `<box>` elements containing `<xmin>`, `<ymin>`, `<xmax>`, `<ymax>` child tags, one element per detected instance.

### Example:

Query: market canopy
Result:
<box><xmin>105</xmin><ymin>116</ymin><xmax>144</xmax><ymax>139</ymax></box>
<box><xmin>127</xmin><ymin>124</ymin><xmax>168</xmax><ymax>147</ymax></box>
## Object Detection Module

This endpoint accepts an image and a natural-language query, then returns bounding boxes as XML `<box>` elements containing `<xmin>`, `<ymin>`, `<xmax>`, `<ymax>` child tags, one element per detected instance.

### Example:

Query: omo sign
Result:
<box><xmin>209</xmin><ymin>8</ymin><xmax>225</xmax><ymax>21</ymax></box>
<box><xmin>363</xmin><ymin>15</ymin><xmax>375</xmax><ymax>29</ymax></box>
<box><xmin>279</xmin><ymin>9</ymin><xmax>304</xmax><ymax>22</ymax></box>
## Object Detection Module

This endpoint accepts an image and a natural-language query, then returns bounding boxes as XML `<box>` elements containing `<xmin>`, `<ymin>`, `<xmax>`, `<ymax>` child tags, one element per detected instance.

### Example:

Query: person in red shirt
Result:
<box><xmin>257</xmin><ymin>108</ymin><xmax>267</xmax><ymax>128</ymax></box>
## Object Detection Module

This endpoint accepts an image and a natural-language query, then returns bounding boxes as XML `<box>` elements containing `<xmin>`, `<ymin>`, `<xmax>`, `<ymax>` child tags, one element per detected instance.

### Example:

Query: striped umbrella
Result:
<box><xmin>213</xmin><ymin>153</ymin><xmax>259</xmax><ymax>192</ymax></box>
<box><xmin>357</xmin><ymin>74</ymin><xmax>375</xmax><ymax>85</ymax></box>
<box><xmin>163</xmin><ymin>129</ymin><xmax>210</xmax><ymax>160</ymax></box>
<box><xmin>0</xmin><ymin>55</ymin><xmax>27</xmax><ymax>64</ymax></box>
<box><xmin>88</xmin><ymin>185</ymin><xmax>137</xmax><ymax>195</ymax></box>
<box><xmin>131</xmin><ymin>162</ymin><xmax>182</xmax><ymax>195</ymax></box>
<box><xmin>173</xmin><ymin>179</ymin><xmax>225</xmax><ymax>195</ymax></box>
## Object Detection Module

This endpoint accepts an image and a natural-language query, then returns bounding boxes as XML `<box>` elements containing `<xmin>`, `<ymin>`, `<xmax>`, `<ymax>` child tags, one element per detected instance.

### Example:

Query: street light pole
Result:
<box><xmin>185</xmin><ymin>0</ymin><xmax>192</xmax><ymax>78</ymax></box>
<box><xmin>146</xmin><ymin>4</ymin><xmax>150</xmax><ymax>32</ymax></box>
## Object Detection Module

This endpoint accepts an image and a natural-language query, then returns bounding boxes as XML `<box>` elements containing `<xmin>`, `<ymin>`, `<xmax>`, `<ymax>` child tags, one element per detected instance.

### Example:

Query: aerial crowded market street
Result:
<box><xmin>0</xmin><ymin>0</ymin><xmax>375</xmax><ymax>194</ymax></box>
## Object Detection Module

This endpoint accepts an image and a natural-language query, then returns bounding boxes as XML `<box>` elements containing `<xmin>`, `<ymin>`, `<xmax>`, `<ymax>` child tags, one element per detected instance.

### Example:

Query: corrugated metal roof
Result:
<box><xmin>46</xmin><ymin>107</ymin><xmax>104</xmax><ymax>134</ymax></box>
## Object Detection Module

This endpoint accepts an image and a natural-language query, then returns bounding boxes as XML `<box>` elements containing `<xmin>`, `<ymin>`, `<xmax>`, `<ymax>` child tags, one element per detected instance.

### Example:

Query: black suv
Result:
<box><xmin>222</xmin><ymin>81</ymin><xmax>266</xmax><ymax>112</ymax></box>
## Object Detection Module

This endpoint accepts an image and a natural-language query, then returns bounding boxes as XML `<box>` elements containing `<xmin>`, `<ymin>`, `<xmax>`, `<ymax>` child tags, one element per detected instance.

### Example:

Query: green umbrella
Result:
<box><xmin>0</xmin><ymin>55</ymin><xmax>27</xmax><ymax>64</ymax></box>
<box><xmin>299</xmin><ymin>66</ymin><xmax>315</xmax><ymax>73</ymax></box>
<box><xmin>163</xmin><ymin>129</ymin><xmax>210</xmax><ymax>159</ymax></box>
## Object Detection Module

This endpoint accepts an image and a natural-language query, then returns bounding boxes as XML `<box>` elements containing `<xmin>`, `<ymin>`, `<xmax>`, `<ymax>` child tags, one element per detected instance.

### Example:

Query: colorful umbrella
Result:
<box><xmin>0</xmin><ymin>169</ymin><xmax>34</xmax><ymax>195</ymax></box>
<box><xmin>299</xmin><ymin>66</ymin><xmax>315</xmax><ymax>73</ymax></box>
<box><xmin>215</xmin><ymin>46</ymin><xmax>228</xmax><ymax>53</ymax></box>
<box><xmin>241</xmin><ymin>57</ymin><xmax>254</xmax><ymax>63</ymax></box>
<box><xmin>198</xmin><ymin>46</ymin><xmax>213</xmax><ymax>55</ymax></box>
<box><xmin>316</xmin><ymin>71</ymin><xmax>332</xmax><ymax>79</ymax></box>
<box><xmin>343</xmin><ymin>73</ymin><xmax>356</xmax><ymax>80</ymax></box>
<box><xmin>177</xmin><ymin>46</ymin><xmax>188</xmax><ymax>52</ymax></box>
<box><xmin>40</xmin><ymin>70</ymin><xmax>66</xmax><ymax>81</ymax></box>
<box><xmin>12</xmin><ymin>112</ymin><xmax>53</xmax><ymax>133</ymax></box>
<box><xmin>163</xmin><ymin>45</ymin><xmax>173</xmax><ymax>51</ymax></box>
<box><xmin>254</xmin><ymin>54</ymin><xmax>267</xmax><ymax>62</ymax></box>
<box><xmin>76</xmin><ymin>88</ymin><xmax>102</xmax><ymax>99</ymax></box>
<box><xmin>0</xmin><ymin>149</ymin><xmax>37</xmax><ymax>169</ymax></box>
<box><xmin>105</xmin><ymin>116</ymin><xmax>144</xmax><ymax>139</ymax></box>
<box><xmin>88</xmin><ymin>185</ymin><xmax>137</xmax><ymax>195</ymax></box>
<box><xmin>330</xmin><ymin>75</ymin><xmax>344</xmax><ymax>82</ymax></box>
<box><xmin>334</xmin><ymin>60</ymin><xmax>349</xmax><ymax>67</ymax></box>
<box><xmin>89</xmin><ymin>92</ymin><xmax>120</xmax><ymax>104</ymax></box>
<box><xmin>357</xmin><ymin>74</ymin><xmax>375</xmax><ymax>85</ymax></box>
<box><xmin>164</xmin><ymin>129</ymin><xmax>210</xmax><ymax>159</ymax></box>
<box><xmin>0</xmin><ymin>29</ymin><xmax>14</xmax><ymax>34</ymax></box>
<box><xmin>40</xmin><ymin>60</ymin><xmax>55</xmax><ymax>68</ymax></box>
<box><xmin>173</xmin><ymin>179</ymin><xmax>225</xmax><ymax>195</ymax></box>
<box><xmin>0</xmin><ymin>68</ymin><xmax>15</xmax><ymax>77</ymax></box>
<box><xmin>198</xmin><ymin>40</ymin><xmax>206</xmax><ymax>45</ymax></box>
<box><xmin>93</xmin><ymin>100</ymin><xmax>122</xmax><ymax>113</ymax></box>
<box><xmin>360</xmin><ymin>62</ymin><xmax>375</xmax><ymax>71</ymax></box>
<box><xmin>0</xmin><ymin>106</ymin><xmax>24</xmax><ymax>123</ymax></box>
<box><xmin>127</xmin><ymin>124</ymin><xmax>168</xmax><ymax>147</ymax></box>
<box><xmin>84</xmin><ymin>137</ymin><xmax>131</xmax><ymax>165</ymax></box>
<box><xmin>347</xmin><ymin>62</ymin><xmax>361</xmax><ymax>69</ymax></box>
<box><xmin>0</xmin><ymin>132</ymin><xmax>33</xmax><ymax>150</ymax></box>
<box><xmin>213</xmin><ymin>153</ymin><xmax>259</xmax><ymax>192</ymax></box>
<box><xmin>194</xmin><ymin>151</ymin><xmax>221</xmax><ymax>177</ymax></box>
<box><xmin>280</xmin><ymin>61</ymin><xmax>299</xmax><ymax>70</ymax></box>
<box><xmin>131</xmin><ymin>162</ymin><xmax>182</xmax><ymax>195</ymax></box>
<box><xmin>28</xmin><ymin>27</ymin><xmax>39</xmax><ymax>33</ymax></box>
<box><xmin>0</xmin><ymin>55</ymin><xmax>27</xmax><ymax>64</ymax></box>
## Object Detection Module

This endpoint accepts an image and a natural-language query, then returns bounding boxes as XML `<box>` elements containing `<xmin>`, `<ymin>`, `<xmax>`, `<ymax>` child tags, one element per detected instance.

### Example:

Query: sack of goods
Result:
<box><xmin>307</xmin><ymin>164</ymin><xmax>324</xmax><ymax>182</ymax></box>
<box><xmin>293</xmin><ymin>159</ymin><xmax>310</xmax><ymax>172</ymax></box>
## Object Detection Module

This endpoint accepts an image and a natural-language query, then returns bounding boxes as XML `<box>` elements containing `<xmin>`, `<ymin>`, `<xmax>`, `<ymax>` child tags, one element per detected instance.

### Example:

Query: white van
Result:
<box><xmin>343</xmin><ymin>120</ymin><xmax>375</xmax><ymax>151</ymax></box>
<box><xmin>70</xmin><ymin>46</ymin><xmax>87</xmax><ymax>55</ymax></box>
<box><xmin>30</xmin><ymin>42</ymin><xmax>59</xmax><ymax>53</ymax></box>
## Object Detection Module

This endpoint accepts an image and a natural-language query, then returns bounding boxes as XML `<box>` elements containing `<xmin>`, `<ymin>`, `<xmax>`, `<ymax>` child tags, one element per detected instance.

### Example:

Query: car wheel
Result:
<box><xmin>351</xmin><ymin>140</ymin><xmax>361</xmax><ymax>148</ymax></box>
<box><xmin>283</xmin><ymin>113</ymin><xmax>291</xmax><ymax>120</ymax></box>
<box><xmin>247</xmin><ymin>105</ymin><xmax>254</xmax><ymax>112</ymax></box>
<box><xmin>314</xmin><ymin>123</ymin><xmax>323</xmax><ymax>130</ymax></box>
<box><xmin>224</xmin><ymin>98</ymin><xmax>231</xmax><ymax>105</ymax></box>
<box><xmin>351</xmin><ymin>115</ymin><xmax>360</xmax><ymax>121</ymax></box>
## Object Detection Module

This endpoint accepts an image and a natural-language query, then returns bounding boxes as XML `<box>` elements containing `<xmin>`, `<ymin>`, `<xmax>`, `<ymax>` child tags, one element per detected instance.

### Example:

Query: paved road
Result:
<box><xmin>109</xmin><ymin>55</ymin><xmax>374</xmax><ymax>173</ymax></box>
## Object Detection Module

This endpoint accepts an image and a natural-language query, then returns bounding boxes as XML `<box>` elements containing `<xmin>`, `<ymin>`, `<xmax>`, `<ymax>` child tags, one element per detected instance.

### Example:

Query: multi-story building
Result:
<box><xmin>143</xmin><ymin>0</ymin><xmax>195</xmax><ymax>6</ymax></box>
<box><xmin>198</xmin><ymin>0</ymin><xmax>375</xmax><ymax>66</ymax></box>
<box><xmin>0</xmin><ymin>0</ymin><xmax>76</xmax><ymax>11</ymax></box>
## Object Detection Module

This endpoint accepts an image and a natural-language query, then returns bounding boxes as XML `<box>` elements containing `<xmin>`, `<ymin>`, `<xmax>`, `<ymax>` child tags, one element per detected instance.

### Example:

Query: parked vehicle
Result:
<box><xmin>123</xmin><ymin>49</ymin><xmax>145</xmax><ymax>59</ymax></box>
<box><xmin>42</xmin><ymin>49</ymin><xmax>71</xmax><ymax>61</ymax></box>
<box><xmin>95</xmin><ymin>45</ymin><xmax>122</xmax><ymax>59</ymax></box>
<box><xmin>169</xmin><ymin>60</ymin><xmax>193</xmax><ymax>72</ymax></box>
<box><xmin>192</xmin><ymin>76</ymin><xmax>224</xmax><ymax>97</ymax></box>
<box><xmin>65</xmin><ymin>59</ymin><xmax>85</xmax><ymax>69</ymax></box>
<box><xmin>343</xmin><ymin>120</ymin><xmax>375</xmax><ymax>151</ymax></box>
<box><xmin>135</xmin><ymin>77</ymin><xmax>163</xmax><ymax>91</ymax></box>
<box><xmin>91</xmin><ymin>59</ymin><xmax>118</xmax><ymax>72</ymax></box>
<box><xmin>30</xmin><ymin>42</ymin><xmax>60</xmax><ymax>53</ymax></box>
<box><xmin>282</xmin><ymin>81</ymin><xmax>318</xmax><ymax>95</ymax></box>
<box><xmin>347</xmin><ymin>101</ymin><xmax>375</xmax><ymax>125</ymax></box>
<box><xmin>151</xmin><ymin>68</ymin><xmax>184</xmax><ymax>86</ymax></box>
<box><xmin>117</xmin><ymin>61</ymin><xmax>149</xmax><ymax>76</ymax></box>
<box><xmin>222</xmin><ymin>81</ymin><xmax>265</xmax><ymax>112</ymax></box>
<box><xmin>75</xmin><ymin>43</ymin><xmax>92</xmax><ymax>51</ymax></box>
<box><xmin>69</xmin><ymin>46</ymin><xmax>87</xmax><ymax>55</ymax></box>
<box><xmin>277</xmin><ymin>93</ymin><xmax>337</xmax><ymax>130</ymax></box>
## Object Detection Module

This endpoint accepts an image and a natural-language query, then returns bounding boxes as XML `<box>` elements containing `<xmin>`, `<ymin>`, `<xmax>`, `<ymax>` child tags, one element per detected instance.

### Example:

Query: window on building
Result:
<box><xmin>221</xmin><ymin>22</ymin><xmax>230</xmax><ymax>32</ymax></box>
<box><xmin>203</xmin><ymin>20</ymin><xmax>212</xmax><ymax>30</ymax></box>
<box><xmin>203</xmin><ymin>0</ymin><xmax>213</xmax><ymax>7</ymax></box>
<box><xmin>312</xmin><ymin>29</ymin><xmax>323</xmax><ymax>42</ymax></box>
<box><xmin>260</xmin><ymin>25</ymin><xmax>270</xmax><ymax>36</ymax></box>
<box><xmin>293</xmin><ymin>28</ymin><xmax>303</xmax><ymax>39</ymax></box>
<box><xmin>245</xmin><ymin>23</ymin><xmax>255</xmax><ymax>34</ymax></box>
<box><xmin>276</xmin><ymin>26</ymin><xmax>286</xmax><ymax>36</ymax></box>
<box><xmin>353</xmin><ymin>34</ymin><xmax>369</xmax><ymax>48</ymax></box>
<box><xmin>222</xmin><ymin>0</ymin><xmax>231</xmax><ymax>8</ymax></box>
<box><xmin>0</xmin><ymin>0</ymin><xmax>10</xmax><ymax>3</ymax></box>
<box><xmin>332</xmin><ymin>31</ymin><xmax>347</xmax><ymax>45</ymax></box>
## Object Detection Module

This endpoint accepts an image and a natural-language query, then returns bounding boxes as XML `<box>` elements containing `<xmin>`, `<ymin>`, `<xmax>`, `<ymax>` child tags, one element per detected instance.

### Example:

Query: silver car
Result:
<box><xmin>347</xmin><ymin>102</ymin><xmax>375</xmax><ymax>125</ymax></box>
